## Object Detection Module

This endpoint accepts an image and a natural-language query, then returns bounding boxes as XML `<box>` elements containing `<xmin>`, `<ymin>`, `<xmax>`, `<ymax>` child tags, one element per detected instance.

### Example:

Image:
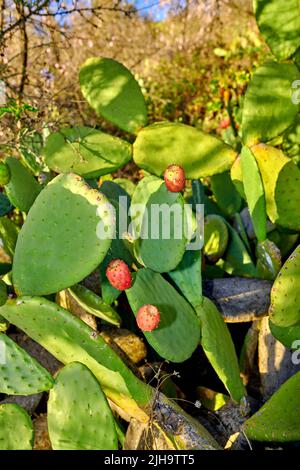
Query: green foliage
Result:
<box><xmin>210</xmin><ymin>171</ymin><xmax>242</xmax><ymax>217</ymax></box>
<box><xmin>4</xmin><ymin>157</ymin><xmax>41</xmax><ymax>212</ymax></box>
<box><xmin>0</xmin><ymin>333</ymin><xmax>54</xmax><ymax>395</ymax></box>
<box><xmin>0</xmin><ymin>217</ymin><xmax>19</xmax><ymax>258</ymax></box>
<box><xmin>133</xmin><ymin>122</ymin><xmax>237</xmax><ymax>178</ymax></box>
<box><xmin>48</xmin><ymin>362</ymin><xmax>118</xmax><ymax>450</ymax></box>
<box><xmin>269</xmin><ymin>245</ymin><xmax>300</xmax><ymax>327</ymax></box>
<box><xmin>254</xmin><ymin>0</ymin><xmax>300</xmax><ymax>60</ymax></box>
<box><xmin>126</xmin><ymin>269</ymin><xmax>200</xmax><ymax>362</ymax></box>
<box><xmin>0</xmin><ymin>194</ymin><xmax>13</xmax><ymax>217</ymax></box>
<box><xmin>79</xmin><ymin>58</ymin><xmax>148</xmax><ymax>134</ymax></box>
<box><xmin>244</xmin><ymin>371</ymin><xmax>300</xmax><ymax>441</ymax></box>
<box><xmin>256</xmin><ymin>239</ymin><xmax>281</xmax><ymax>281</ymax></box>
<box><xmin>12</xmin><ymin>174</ymin><xmax>113</xmax><ymax>295</ymax></box>
<box><xmin>203</xmin><ymin>215</ymin><xmax>228</xmax><ymax>263</ymax></box>
<box><xmin>44</xmin><ymin>127</ymin><xmax>132</xmax><ymax>177</ymax></box>
<box><xmin>0</xmin><ymin>404</ymin><xmax>34</xmax><ymax>450</ymax></box>
<box><xmin>242</xmin><ymin>62</ymin><xmax>300</xmax><ymax>145</ymax></box>
<box><xmin>196</xmin><ymin>297</ymin><xmax>246</xmax><ymax>402</ymax></box>
<box><xmin>240</xmin><ymin>146</ymin><xmax>266</xmax><ymax>242</ymax></box>
<box><xmin>68</xmin><ymin>284</ymin><xmax>121</xmax><ymax>327</ymax></box>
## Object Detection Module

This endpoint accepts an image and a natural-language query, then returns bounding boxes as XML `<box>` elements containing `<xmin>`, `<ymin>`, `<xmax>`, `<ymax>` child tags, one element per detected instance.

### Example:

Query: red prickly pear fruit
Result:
<box><xmin>0</xmin><ymin>162</ymin><xmax>10</xmax><ymax>186</ymax></box>
<box><xmin>164</xmin><ymin>164</ymin><xmax>186</xmax><ymax>192</ymax></box>
<box><xmin>136</xmin><ymin>304</ymin><xmax>161</xmax><ymax>332</ymax></box>
<box><xmin>106</xmin><ymin>259</ymin><xmax>132</xmax><ymax>290</ymax></box>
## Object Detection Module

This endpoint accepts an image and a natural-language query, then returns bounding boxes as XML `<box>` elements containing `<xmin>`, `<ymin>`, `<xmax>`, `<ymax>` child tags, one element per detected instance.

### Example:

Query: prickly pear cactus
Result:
<box><xmin>256</xmin><ymin>239</ymin><xmax>281</xmax><ymax>281</ymax></box>
<box><xmin>196</xmin><ymin>297</ymin><xmax>246</xmax><ymax>402</ymax></box>
<box><xmin>269</xmin><ymin>245</ymin><xmax>300</xmax><ymax>327</ymax></box>
<box><xmin>79</xmin><ymin>57</ymin><xmax>148</xmax><ymax>134</ymax></box>
<box><xmin>12</xmin><ymin>173</ymin><xmax>113</xmax><ymax>295</ymax></box>
<box><xmin>68</xmin><ymin>284</ymin><xmax>121</xmax><ymax>327</ymax></box>
<box><xmin>0</xmin><ymin>404</ymin><xmax>34</xmax><ymax>450</ymax></box>
<box><xmin>210</xmin><ymin>171</ymin><xmax>242</xmax><ymax>217</ymax></box>
<box><xmin>0</xmin><ymin>216</ymin><xmax>19</xmax><ymax>258</ymax></box>
<box><xmin>44</xmin><ymin>127</ymin><xmax>132</xmax><ymax>177</ymax></box>
<box><xmin>0</xmin><ymin>333</ymin><xmax>54</xmax><ymax>395</ymax></box>
<box><xmin>133</xmin><ymin>122</ymin><xmax>237</xmax><ymax>178</ymax></box>
<box><xmin>126</xmin><ymin>269</ymin><xmax>200</xmax><ymax>362</ymax></box>
<box><xmin>0</xmin><ymin>296</ymin><xmax>151</xmax><ymax>420</ymax></box>
<box><xmin>0</xmin><ymin>280</ymin><xmax>7</xmax><ymax>306</ymax></box>
<box><xmin>243</xmin><ymin>371</ymin><xmax>300</xmax><ymax>441</ymax></box>
<box><xmin>4</xmin><ymin>157</ymin><xmax>41</xmax><ymax>212</ymax></box>
<box><xmin>0</xmin><ymin>161</ymin><xmax>10</xmax><ymax>186</ymax></box>
<box><xmin>48</xmin><ymin>362</ymin><xmax>118</xmax><ymax>450</ymax></box>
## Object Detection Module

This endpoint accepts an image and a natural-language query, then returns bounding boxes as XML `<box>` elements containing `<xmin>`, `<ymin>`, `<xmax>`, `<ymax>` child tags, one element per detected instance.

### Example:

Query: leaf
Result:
<box><xmin>133</xmin><ymin>122</ymin><xmax>237</xmax><ymax>178</ymax></box>
<box><xmin>240</xmin><ymin>146</ymin><xmax>267</xmax><ymax>242</ymax></box>
<box><xmin>254</xmin><ymin>0</ymin><xmax>300</xmax><ymax>60</ymax></box>
<box><xmin>44</xmin><ymin>127</ymin><xmax>132</xmax><ymax>178</ymax></box>
<box><xmin>126</xmin><ymin>269</ymin><xmax>200</xmax><ymax>363</ymax></box>
<box><xmin>79</xmin><ymin>58</ymin><xmax>147</xmax><ymax>134</ymax></box>
<box><xmin>242</xmin><ymin>61</ymin><xmax>300</xmax><ymax>146</ymax></box>
<box><xmin>196</xmin><ymin>297</ymin><xmax>246</xmax><ymax>402</ymax></box>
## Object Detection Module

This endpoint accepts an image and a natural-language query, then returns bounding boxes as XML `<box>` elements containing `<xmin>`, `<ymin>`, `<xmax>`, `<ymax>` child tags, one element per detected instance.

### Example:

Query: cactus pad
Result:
<box><xmin>126</xmin><ymin>269</ymin><xmax>200</xmax><ymax>362</ymax></box>
<box><xmin>133</xmin><ymin>122</ymin><xmax>237</xmax><ymax>178</ymax></box>
<box><xmin>269</xmin><ymin>245</ymin><xmax>300</xmax><ymax>327</ymax></box>
<box><xmin>12</xmin><ymin>173</ymin><xmax>113</xmax><ymax>295</ymax></box>
<box><xmin>0</xmin><ymin>332</ymin><xmax>54</xmax><ymax>395</ymax></box>
<box><xmin>242</xmin><ymin>61</ymin><xmax>300</xmax><ymax>145</ymax></box>
<box><xmin>134</xmin><ymin>183</ymin><xmax>187</xmax><ymax>273</ymax></box>
<box><xmin>68</xmin><ymin>284</ymin><xmax>121</xmax><ymax>327</ymax></box>
<box><xmin>48</xmin><ymin>362</ymin><xmax>118</xmax><ymax>450</ymax></box>
<box><xmin>79</xmin><ymin>57</ymin><xmax>147</xmax><ymax>134</ymax></box>
<box><xmin>256</xmin><ymin>239</ymin><xmax>281</xmax><ymax>281</ymax></box>
<box><xmin>196</xmin><ymin>297</ymin><xmax>245</xmax><ymax>402</ymax></box>
<box><xmin>252</xmin><ymin>144</ymin><xmax>300</xmax><ymax>231</ymax></box>
<box><xmin>0</xmin><ymin>404</ymin><xmax>34</xmax><ymax>450</ymax></box>
<box><xmin>0</xmin><ymin>296</ymin><xmax>151</xmax><ymax>419</ymax></box>
<box><xmin>4</xmin><ymin>157</ymin><xmax>41</xmax><ymax>212</ymax></box>
<box><xmin>210</xmin><ymin>171</ymin><xmax>242</xmax><ymax>217</ymax></box>
<box><xmin>0</xmin><ymin>280</ymin><xmax>7</xmax><ymax>306</ymax></box>
<box><xmin>44</xmin><ymin>127</ymin><xmax>132</xmax><ymax>177</ymax></box>
<box><xmin>243</xmin><ymin>371</ymin><xmax>300</xmax><ymax>441</ymax></box>
<box><xmin>0</xmin><ymin>216</ymin><xmax>19</xmax><ymax>258</ymax></box>
<box><xmin>203</xmin><ymin>215</ymin><xmax>228</xmax><ymax>263</ymax></box>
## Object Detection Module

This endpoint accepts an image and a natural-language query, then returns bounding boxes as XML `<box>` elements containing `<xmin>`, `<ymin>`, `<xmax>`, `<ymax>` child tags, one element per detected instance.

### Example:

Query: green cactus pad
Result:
<box><xmin>79</xmin><ymin>57</ymin><xmax>147</xmax><ymax>134</ymax></box>
<box><xmin>256</xmin><ymin>239</ymin><xmax>281</xmax><ymax>281</ymax></box>
<box><xmin>114</xmin><ymin>178</ymin><xmax>136</xmax><ymax>198</ymax></box>
<box><xmin>0</xmin><ymin>280</ymin><xmax>7</xmax><ymax>306</ymax></box>
<box><xmin>167</xmin><ymin>249</ymin><xmax>202</xmax><ymax>309</ymax></box>
<box><xmin>0</xmin><ymin>216</ymin><xmax>19</xmax><ymax>258</ymax></box>
<box><xmin>126</xmin><ymin>269</ymin><xmax>200</xmax><ymax>362</ymax></box>
<box><xmin>0</xmin><ymin>332</ymin><xmax>54</xmax><ymax>395</ymax></box>
<box><xmin>254</xmin><ymin>0</ymin><xmax>300</xmax><ymax>60</ymax></box>
<box><xmin>44</xmin><ymin>127</ymin><xmax>132</xmax><ymax>178</ymax></box>
<box><xmin>251</xmin><ymin>144</ymin><xmax>300</xmax><ymax>231</ymax></box>
<box><xmin>0</xmin><ymin>297</ymin><xmax>151</xmax><ymax>420</ymax></box>
<box><xmin>267</xmin><ymin>230</ymin><xmax>298</xmax><ymax>258</ymax></box>
<box><xmin>0</xmin><ymin>162</ymin><xmax>10</xmax><ymax>186</ymax></box>
<box><xmin>242</xmin><ymin>61</ymin><xmax>300</xmax><ymax>146</ymax></box>
<box><xmin>4</xmin><ymin>157</ymin><xmax>41</xmax><ymax>212</ymax></box>
<box><xmin>0</xmin><ymin>404</ymin><xmax>34</xmax><ymax>450</ymax></box>
<box><xmin>230</xmin><ymin>156</ymin><xmax>246</xmax><ymax>200</ymax></box>
<box><xmin>218</xmin><ymin>221</ymin><xmax>256</xmax><ymax>278</ymax></box>
<box><xmin>240</xmin><ymin>146</ymin><xmax>267</xmax><ymax>242</ymax></box>
<box><xmin>203</xmin><ymin>215</ymin><xmax>228</xmax><ymax>263</ymax></box>
<box><xmin>12</xmin><ymin>173</ymin><xmax>113</xmax><ymax>295</ymax></box>
<box><xmin>133</xmin><ymin>122</ymin><xmax>237</xmax><ymax>178</ymax></box>
<box><xmin>269</xmin><ymin>245</ymin><xmax>300</xmax><ymax>327</ymax></box>
<box><xmin>269</xmin><ymin>320</ymin><xmax>300</xmax><ymax>349</ymax></box>
<box><xmin>196</xmin><ymin>297</ymin><xmax>245</xmax><ymax>402</ymax></box>
<box><xmin>48</xmin><ymin>362</ymin><xmax>118</xmax><ymax>450</ymax></box>
<box><xmin>210</xmin><ymin>172</ymin><xmax>242</xmax><ymax>217</ymax></box>
<box><xmin>243</xmin><ymin>371</ymin><xmax>300</xmax><ymax>441</ymax></box>
<box><xmin>134</xmin><ymin>183</ymin><xmax>187</xmax><ymax>273</ymax></box>
<box><xmin>68</xmin><ymin>284</ymin><xmax>121</xmax><ymax>327</ymax></box>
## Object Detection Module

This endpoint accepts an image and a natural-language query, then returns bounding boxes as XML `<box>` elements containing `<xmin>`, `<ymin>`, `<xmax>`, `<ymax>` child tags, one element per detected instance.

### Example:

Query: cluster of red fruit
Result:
<box><xmin>105</xmin><ymin>164</ymin><xmax>185</xmax><ymax>332</ymax></box>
